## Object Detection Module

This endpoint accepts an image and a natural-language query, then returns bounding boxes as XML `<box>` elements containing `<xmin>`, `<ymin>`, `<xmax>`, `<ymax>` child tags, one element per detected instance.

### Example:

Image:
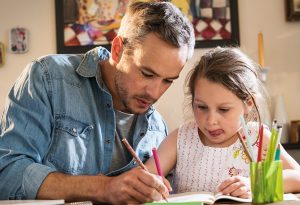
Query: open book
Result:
<box><xmin>0</xmin><ymin>200</ymin><xmax>65</xmax><ymax>205</ymax></box>
<box><xmin>145</xmin><ymin>192</ymin><xmax>299</xmax><ymax>205</ymax></box>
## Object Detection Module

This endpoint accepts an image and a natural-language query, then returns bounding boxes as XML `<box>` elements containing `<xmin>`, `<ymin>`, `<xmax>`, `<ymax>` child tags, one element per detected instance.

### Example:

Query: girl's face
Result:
<box><xmin>193</xmin><ymin>77</ymin><xmax>250</xmax><ymax>147</ymax></box>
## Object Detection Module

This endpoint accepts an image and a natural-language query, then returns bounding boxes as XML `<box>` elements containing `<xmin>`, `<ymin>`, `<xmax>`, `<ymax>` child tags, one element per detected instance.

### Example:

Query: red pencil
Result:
<box><xmin>257</xmin><ymin>124</ymin><xmax>264</xmax><ymax>162</ymax></box>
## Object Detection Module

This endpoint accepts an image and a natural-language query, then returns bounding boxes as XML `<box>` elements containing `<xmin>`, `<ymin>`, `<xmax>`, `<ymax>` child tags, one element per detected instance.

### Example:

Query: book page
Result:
<box><xmin>0</xmin><ymin>200</ymin><xmax>65</xmax><ymax>205</ymax></box>
<box><xmin>283</xmin><ymin>193</ymin><xmax>299</xmax><ymax>201</ymax></box>
<box><xmin>148</xmin><ymin>192</ymin><xmax>299</xmax><ymax>204</ymax></box>
<box><xmin>214</xmin><ymin>192</ymin><xmax>299</xmax><ymax>203</ymax></box>
<box><xmin>214</xmin><ymin>192</ymin><xmax>251</xmax><ymax>203</ymax></box>
<box><xmin>153</xmin><ymin>192</ymin><xmax>215</xmax><ymax>204</ymax></box>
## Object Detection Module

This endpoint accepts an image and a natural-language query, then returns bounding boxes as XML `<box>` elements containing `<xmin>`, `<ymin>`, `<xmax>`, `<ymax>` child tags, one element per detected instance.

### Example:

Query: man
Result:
<box><xmin>0</xmin><ymin>1</ymin><xmax>194</xmax><ymax>204</ymax></box>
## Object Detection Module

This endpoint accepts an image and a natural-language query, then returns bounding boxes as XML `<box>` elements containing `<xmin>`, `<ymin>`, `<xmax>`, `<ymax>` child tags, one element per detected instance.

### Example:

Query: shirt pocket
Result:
<box><xmin>47</xmin><ymin>115</ymin><xmax>94</xmax><ymax>174</ymax></box>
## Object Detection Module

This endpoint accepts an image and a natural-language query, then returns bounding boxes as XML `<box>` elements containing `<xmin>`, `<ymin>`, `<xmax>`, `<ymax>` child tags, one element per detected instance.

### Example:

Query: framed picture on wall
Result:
<box><xmin>55</xmin><ymin>0</ymin><xmax>240</xmax><ymax>54</ymax></box>
<box><xmin>170</xmin><ymin>0</ymin><xmax>240</xmax><ymax>48</ymax></box>
<box><xmin>55</xmin><ymin>0</ymin><xmax>128</xmax><ymax>54</ymax></box>
<box><xmin>287</xmin><ymin>0</ymin><xmax>300</xmax><ymax>21</ymax></box>
<box><xmin>9</xmin><ymin>27</ymin><xmax>29</xmax><ymax>54</ymax></box>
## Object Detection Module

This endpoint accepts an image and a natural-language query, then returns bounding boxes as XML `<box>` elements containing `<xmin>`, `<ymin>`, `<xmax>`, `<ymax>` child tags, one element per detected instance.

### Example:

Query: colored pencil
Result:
<box><xmin>237</xmin><ymin>132</ymin><xmax>253</xmax><ymax>162</ymax></box>
<box><xmin>152</xmin><ymin>147</ymin><xmax>164</xmax><ymax>178</ymax></box>
<box><xmin>240</xmin><ymin>116</ymin><xmax>255</xmax><ymax>162</ymax></box>
<box><xmin>257</xmin><ymin>124</ymin><xmax>264</xmax><ymax>162</ymax></box>
<box><xmin>122</xmin><ymin>138</ymin><xmax>168</xmax><ymax>202</ymax></box>
<box><xmin>122</xmin><ymin>138</ymin><xmax>148</xmax><ymax>171</ymax></box>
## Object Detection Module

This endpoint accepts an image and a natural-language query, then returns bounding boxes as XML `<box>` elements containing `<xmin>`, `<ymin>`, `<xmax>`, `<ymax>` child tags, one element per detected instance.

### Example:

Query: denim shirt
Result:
<box><xmin>0</xmin><ymin>47</ymin><xmax>168</xmax><ymax>199</ymax></box>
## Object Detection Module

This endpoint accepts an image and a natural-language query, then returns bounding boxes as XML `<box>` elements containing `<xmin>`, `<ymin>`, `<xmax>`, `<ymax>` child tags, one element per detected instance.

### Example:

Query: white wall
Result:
<box><xmin>0</xmin><ymin>0</ymin><xmax>56</xmax><ymax>109</ymax></box>
<box><xmin>0</xmin><ymin>1</ymin><xmax>300</xmax><ymax>152</ymax></box>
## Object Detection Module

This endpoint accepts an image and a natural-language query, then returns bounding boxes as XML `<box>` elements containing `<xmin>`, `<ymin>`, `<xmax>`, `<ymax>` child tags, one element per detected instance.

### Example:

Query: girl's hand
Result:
<box><xmin>216</xmin><ymin>176</ymin><xmax>251</xmax><ymax>199</ymax></box>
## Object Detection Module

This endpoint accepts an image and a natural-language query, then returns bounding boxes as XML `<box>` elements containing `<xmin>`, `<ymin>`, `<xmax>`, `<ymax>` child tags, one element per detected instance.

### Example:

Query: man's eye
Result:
<box><xmin>163</xmin><ymin>79</ymin><xmax>174</xmax><ymax>84</ymax></box>
<box><xmin>141</xmin><ymin>70</ymin><xmax>154</xmax><ymax>78</ymax></box>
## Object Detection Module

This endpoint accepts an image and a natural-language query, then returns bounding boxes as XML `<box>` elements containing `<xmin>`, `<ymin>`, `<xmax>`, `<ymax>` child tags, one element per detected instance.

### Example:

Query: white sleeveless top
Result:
<box><xmin>173</xmin><ymin>121</ymin><xmax>258</xmax><ymax>193</ymax></box>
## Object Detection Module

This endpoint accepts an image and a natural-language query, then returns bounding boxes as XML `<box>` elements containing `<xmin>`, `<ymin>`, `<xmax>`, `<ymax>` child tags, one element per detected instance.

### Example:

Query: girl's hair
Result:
<box><xmin>184</xmin><ymin>47</ymin><xmax>270</xmax><ymax>124</ymax></box>
<box><xmin>118</xmin><ymin>0</ymin><xmax>195</xmax><ymax>60</ymax></box>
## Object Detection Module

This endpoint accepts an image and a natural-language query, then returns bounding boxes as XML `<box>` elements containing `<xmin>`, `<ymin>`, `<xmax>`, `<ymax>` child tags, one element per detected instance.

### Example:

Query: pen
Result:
<box><xmin>122</xmin><ymin>138</ymin><xmax>168</xmax><ymax>202</ymax></box>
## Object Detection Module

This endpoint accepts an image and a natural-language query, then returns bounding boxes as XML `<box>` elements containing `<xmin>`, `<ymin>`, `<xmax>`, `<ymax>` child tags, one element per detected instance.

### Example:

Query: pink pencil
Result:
<box><xmin>152</xmin><ymin>147</ymin><xmax>163</xmax><ymax>177</ymax></box>
<box><xmin>122</xmin><ymin>139</ymin><xmax>168</xmax><ymax>202</ymax></box>
<box><xmin>151</xmin><ymin>147</ymin><xmax>168</xmax><ymax>202</ymax></box>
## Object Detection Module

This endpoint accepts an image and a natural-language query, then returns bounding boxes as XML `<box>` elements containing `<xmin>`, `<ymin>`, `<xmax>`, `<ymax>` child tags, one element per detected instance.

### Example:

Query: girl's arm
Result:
<box><xmin>280</xmin><ymin>145</ymin><xmax>300</xmax><ymax>193</ymax></box>
<box><xmin>261</xmin><ymin>126</ymin><xmax>300</xmax><ymax>170</ymax></box>
<box><xmin>280</xmin><ymin>145</ymin><xmax>300</xmax><ymax>169</ymax></box>
<box><xmin>145</xmin><ymin>129</ymin><xmax>178</xmax><ymax>176</ymax></box>
<box><xmin>262</xmin><ymin>126</ymin><xmax>300</xmax><ymax>192</ymax></box>
<box><xmin>283</xmin><ymin>169</ymin><xmax>300</xmax><ymax>193</ymax></box>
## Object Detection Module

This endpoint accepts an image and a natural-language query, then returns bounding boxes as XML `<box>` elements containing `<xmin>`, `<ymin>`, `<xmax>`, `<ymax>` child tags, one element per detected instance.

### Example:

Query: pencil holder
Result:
<box><xmin>250</xmin><ymin>160</ymin><xmax>283</xmax><ymax>203</ymax></box>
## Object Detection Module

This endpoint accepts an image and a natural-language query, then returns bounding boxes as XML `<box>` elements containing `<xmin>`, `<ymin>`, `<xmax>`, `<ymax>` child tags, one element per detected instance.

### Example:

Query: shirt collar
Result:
<box><xmin>75</xmin><ymin>46</ymin><xmax>110</xmax><ymax>78</ymax></box>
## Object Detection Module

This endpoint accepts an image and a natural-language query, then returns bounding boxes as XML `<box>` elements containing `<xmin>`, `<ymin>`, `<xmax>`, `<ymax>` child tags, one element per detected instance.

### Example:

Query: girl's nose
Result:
<box><xmin>207</xmin><ymin>112</ymin><xmax>218</xmax><ymax>126</ymax></box>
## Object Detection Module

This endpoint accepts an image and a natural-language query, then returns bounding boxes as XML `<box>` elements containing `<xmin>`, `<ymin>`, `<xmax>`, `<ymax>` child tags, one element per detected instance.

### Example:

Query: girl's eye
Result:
<box><xmin>197</xmin><ymin>105</ymin><xmax>207</xmax><ymax>110</ymax></box>
<box><xmin>219</xmin><ymin>108</ymin><xmax>229</xmax><ymax>113</ymax></box>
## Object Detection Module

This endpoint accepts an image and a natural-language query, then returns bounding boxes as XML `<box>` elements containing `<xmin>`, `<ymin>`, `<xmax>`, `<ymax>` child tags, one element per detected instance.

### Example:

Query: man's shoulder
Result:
<box><xmin>20</xmin><ymin>54</ymin><xmax>82</xmax><ymax>84</ymax></box>
<box><xmin>32</xmin><ymin>46</ymin><xmax>110</xmax><ymax>75</ymax></box>
<box><xmin>146</xmin><ymin>108</ymin><xmax>168</xmax><ymax>132</ymax></box>
<box><xmin>34</xmin><ymin>53</ymin><xmax>83</xmax><ymax>72</ymax></box>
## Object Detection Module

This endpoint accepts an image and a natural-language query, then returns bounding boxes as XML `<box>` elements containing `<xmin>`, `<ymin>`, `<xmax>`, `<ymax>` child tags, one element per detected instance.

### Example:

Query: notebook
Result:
<box><xmin>0</xmin><ymin>200</ymin><xmax>65</xmax><ymax>205</ymax></box>
<box><xmin>145</xmin><ymin>192</ymin><xmax>299</xmax><ymax>204</ymax></box>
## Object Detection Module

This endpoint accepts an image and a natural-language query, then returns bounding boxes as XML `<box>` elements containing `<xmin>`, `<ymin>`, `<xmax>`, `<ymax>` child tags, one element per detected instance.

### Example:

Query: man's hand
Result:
<box><xmin>103</xmin><ymin>167</ymin><xmax>169</xmax><ymax>205</ymax></box>
<box><xmin>216</xmin><ymin>176</ymin><xmax>251</xmax><ymax>199</ymax></box>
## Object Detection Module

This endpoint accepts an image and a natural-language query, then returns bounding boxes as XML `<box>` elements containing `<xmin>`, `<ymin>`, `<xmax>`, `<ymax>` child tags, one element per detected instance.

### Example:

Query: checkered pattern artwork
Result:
<box><xmin>57</xmin><ymin>0</ymin><xmax>238</xmax><ymax>53</ymax></box>
<box><xmin>63</xmin><ymin>0</ymin><xmax>129</xmax><ymax>47</ymax></box>
<box><xmin>171</xmin><ymin>0</ymin><xmax>232</xmax><ymax>41</ymax></box>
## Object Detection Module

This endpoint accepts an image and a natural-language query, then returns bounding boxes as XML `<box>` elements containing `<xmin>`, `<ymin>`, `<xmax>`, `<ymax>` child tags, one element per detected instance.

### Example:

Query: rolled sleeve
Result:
<box><xmin>23</xmin><ymin>163</ymin><xmax>56</xmax><ymax>199</ymax></box>
<box><xmin>0</xmin><ymin>60</ymin><xmax>54</xmax><ymax>199</ymax></box>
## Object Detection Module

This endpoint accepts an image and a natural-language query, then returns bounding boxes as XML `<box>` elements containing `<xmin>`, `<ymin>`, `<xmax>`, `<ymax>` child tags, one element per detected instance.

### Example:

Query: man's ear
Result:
<box><xmin>111</xmin><ymin>36</ymin><xmax>123</xmax><ymax>63</ymax></box>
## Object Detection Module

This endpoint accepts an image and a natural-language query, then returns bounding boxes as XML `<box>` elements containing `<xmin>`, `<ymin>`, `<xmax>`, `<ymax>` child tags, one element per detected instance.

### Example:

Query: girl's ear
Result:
<box><xmin>111</xmin><ymin>36</ymin><xmax>123</xmax><ymax>63</ymax></box>
<box><xmin>244</xmin><ymin>98</ymin><xmax>254</xmax><ymax>114</ymax></box>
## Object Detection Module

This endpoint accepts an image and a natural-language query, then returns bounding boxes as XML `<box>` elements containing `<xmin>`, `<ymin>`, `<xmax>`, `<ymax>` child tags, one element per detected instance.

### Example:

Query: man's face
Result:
<box><xmin>113</xmin><ymin>33</ymin><xmax>188</xmax><ymax>114</ymax></box>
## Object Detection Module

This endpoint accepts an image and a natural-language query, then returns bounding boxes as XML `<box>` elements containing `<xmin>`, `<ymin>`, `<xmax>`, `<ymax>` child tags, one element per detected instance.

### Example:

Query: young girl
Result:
<box><xmin>146</xmin><ymin>47</ymin><xmax>300</xmax><ymax>198</ymax></box>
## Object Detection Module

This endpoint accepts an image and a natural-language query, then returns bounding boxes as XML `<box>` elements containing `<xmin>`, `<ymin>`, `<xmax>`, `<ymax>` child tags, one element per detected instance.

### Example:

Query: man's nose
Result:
<box><xmin>145</xmin><ymin>80</ymin><xmax>165</xmax><ymax>100</ymax></box>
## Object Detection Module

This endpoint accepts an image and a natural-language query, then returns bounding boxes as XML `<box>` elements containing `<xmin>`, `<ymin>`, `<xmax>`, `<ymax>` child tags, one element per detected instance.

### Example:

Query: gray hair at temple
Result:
<box><xmin>118</xmin><ymin>0</ymin><xmax>195</xmax><ymax>60</ymax></box>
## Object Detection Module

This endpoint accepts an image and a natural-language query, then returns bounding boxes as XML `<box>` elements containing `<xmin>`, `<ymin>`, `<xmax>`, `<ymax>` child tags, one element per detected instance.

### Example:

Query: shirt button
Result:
<box><xmin>105</xmin><ymin>139</ymin><xmax>111</xmax><ymax>144</ymax></box>
<box><xmin>107</xmin><ymin>103</ymin><xmax>111</xmax><ymax>108</ymax></box>
<box><xmin>72</xmin><ymin>128</ymin><xmax>77</xmax><ymax>133</ymax></box>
